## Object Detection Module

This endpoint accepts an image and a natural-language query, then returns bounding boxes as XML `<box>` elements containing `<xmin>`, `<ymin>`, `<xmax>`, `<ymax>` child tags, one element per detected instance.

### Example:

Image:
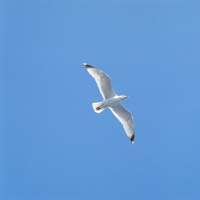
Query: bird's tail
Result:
<box><xmin>92</xmin><ymin>102</ymin><xmax>105</xmax><ymax>113</ymax></box>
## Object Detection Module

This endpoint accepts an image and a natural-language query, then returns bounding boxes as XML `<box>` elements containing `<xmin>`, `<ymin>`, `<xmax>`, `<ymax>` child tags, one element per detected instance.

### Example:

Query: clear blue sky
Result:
<box><xmin>1</xmin><ymin>1</ymin><xmax>200</xmax><ymax>200</ymax></box>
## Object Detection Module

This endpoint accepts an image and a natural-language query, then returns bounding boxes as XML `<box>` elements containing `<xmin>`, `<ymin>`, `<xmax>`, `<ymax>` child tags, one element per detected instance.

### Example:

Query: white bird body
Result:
<box><xmin>101</xmin><ymin>96</ymin><xmax>126</xmax><ymax>108</ymax></box>
<box><xmin>83</xmin><ymin>63</ymin><xmax>135</xmax><ymax>144</ymax></box>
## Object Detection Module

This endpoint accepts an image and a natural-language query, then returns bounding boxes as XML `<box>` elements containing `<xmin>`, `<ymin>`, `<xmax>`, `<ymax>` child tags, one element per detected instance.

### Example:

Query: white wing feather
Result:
<box><xmin>109</xmin><ymin>104</ymin><xmax>135</xmax><ymax>143</ymax></box>
<box><xmin>83</xmin><ymin>63</ymin><xmax>116</xmax><ymax>99</ymax></box>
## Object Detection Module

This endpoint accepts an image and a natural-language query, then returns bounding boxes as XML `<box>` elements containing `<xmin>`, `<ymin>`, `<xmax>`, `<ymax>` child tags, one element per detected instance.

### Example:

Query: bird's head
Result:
<box><xmin>120</xmin><ymin>95</ymin><xmax>129</xmax><ymax>100</ymax></box>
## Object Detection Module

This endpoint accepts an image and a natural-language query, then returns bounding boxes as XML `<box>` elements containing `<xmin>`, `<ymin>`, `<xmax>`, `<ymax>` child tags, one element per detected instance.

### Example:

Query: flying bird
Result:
<box><xmin>83</xmin><ymin>63</ymin><xmax>135</xmax><ymax>144</ymax></box>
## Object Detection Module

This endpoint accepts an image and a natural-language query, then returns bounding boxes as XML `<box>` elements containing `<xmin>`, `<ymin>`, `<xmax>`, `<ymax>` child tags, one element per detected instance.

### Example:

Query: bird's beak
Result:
<box><xmin>126</xmin><ymin>96</ymin><xmax>129</xmax><ymax>98</ymax></box>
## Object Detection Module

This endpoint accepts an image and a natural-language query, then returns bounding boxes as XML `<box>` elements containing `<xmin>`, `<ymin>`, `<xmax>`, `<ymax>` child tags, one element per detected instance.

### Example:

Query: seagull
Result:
<box><xmin>83</xmin><ymin>63</ymin><xmax>135</xmax><ymax>144</ymax></box>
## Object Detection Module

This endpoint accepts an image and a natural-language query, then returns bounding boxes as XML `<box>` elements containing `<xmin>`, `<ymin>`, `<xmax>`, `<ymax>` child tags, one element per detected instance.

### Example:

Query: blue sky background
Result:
<box><xmin>1</xmin><ymin>1</ymin><xmax>200</xmax><ymax>199</ymax></box>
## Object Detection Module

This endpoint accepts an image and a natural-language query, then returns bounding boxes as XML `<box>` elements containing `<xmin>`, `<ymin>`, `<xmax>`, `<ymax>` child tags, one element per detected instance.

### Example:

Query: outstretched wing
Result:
<box><xmin>109</xmin><ymin>103</ymin><xmax>135</xmax><ymax>144</ymax></box>
<box><xmin>83</xmin><ymin>63</ymin><xmax>116</xmax><ymax>100</ymax></box>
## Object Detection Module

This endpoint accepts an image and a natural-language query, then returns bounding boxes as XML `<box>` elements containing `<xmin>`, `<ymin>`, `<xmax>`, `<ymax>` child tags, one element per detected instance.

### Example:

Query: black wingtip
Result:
<box><xmin>130</xmin><ymin>135</ymin><xmax>134</xmax><ymax>144</ymax></box>
<box><xmin>82</xmin><ymin>62</ymin><xmax>94</xmax><ymax>68</ymax></box>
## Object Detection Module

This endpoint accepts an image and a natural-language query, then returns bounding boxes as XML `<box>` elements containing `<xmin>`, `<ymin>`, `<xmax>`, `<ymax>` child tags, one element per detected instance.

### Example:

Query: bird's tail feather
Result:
<box><xmin>92</xmin><ymin>102</ymin><xmax>105</xmax><ymax>113</ymax></box>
